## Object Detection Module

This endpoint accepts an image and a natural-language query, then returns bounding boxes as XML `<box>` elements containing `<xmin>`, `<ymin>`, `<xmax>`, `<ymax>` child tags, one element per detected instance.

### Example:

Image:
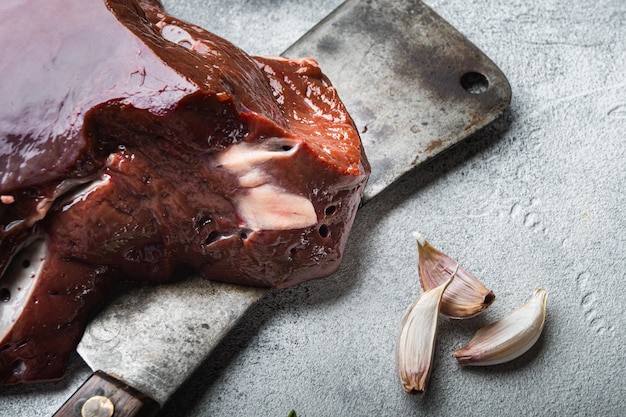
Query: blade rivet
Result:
<box><xmin>81</xmin><ymin>395</ymin><xmax>115</xmax><ymax>417</ymax></box>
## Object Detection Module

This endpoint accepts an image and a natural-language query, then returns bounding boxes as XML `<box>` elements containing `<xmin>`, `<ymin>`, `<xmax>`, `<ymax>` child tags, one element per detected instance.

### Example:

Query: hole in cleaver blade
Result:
<box><xmin>77</xmin><ymin>0</ymin><xmax>511</xmax><ymax>406</ymax></box>
<box><xmin>283</xmin><ymin>0</ymin><xmax>512</xmax><ymax>202</ymax></box>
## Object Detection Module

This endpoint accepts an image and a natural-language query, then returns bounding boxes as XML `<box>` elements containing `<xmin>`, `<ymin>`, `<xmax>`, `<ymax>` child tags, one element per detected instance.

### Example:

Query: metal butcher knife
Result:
<box><xmin>53</xmin><ymin>0</ymin><xmax>511</xmax><ymax>415</ymax></box>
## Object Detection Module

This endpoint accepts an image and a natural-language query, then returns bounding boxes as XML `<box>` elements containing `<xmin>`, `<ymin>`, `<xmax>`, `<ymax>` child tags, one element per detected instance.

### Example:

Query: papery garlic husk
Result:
<box><xmin>413</xmin><ymin>232</ymin><xmax>495</xmax><ymax>319</ymax></box>
<box><xmin>454</xmin><ymin>288</ymin><xmax>548</xmax><ymax>366</ymax></box>
<box><xmin>397</xmin><ymin>274</ymin><xmax>455</xmax><ymax>396</ymax></box>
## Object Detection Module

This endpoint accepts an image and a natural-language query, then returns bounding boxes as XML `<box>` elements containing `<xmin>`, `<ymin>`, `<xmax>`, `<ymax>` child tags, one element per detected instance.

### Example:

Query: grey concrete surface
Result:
<box><xmin>1</xmin><ymin>0</ymin><xmax>625</xmax><ymax>416</ymax></box>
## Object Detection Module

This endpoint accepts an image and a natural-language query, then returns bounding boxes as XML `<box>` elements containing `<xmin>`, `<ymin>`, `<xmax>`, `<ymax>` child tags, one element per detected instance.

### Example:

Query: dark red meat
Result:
<box><xmin>0</xmin><ymin>0</ymin><xmax>369</xmax><ymax>384</ymax></box>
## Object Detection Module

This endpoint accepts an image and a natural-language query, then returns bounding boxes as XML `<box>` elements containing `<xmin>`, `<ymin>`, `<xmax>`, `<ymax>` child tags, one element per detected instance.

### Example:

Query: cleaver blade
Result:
<box><xmin>55</xmin><ymin>0</ymin><xmax>511</xmax><ymax>415</ymax></box>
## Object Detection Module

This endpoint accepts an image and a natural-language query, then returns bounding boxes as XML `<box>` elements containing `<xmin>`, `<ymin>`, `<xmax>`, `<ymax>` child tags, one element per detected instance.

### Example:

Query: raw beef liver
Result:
<box><xmin>0</xmin><ymin>0</ymin><xmax>369</xmax><ymax>384</ymax></box>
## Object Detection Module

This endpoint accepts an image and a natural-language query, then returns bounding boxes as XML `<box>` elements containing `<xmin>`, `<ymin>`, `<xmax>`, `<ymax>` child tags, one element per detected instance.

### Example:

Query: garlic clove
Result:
<box><xmin>397</xmin><ymin>272</ymin><xmax>455</xmax><ymax>396</ymax></box>
<box><xmin>454</xmin><ymin>288</ymin><xmax>548</xmax><ymax>366</ymax></box>
<box><xmin>413</xmin><ymin>232</ymin><xmax>495</xmax><ymax>319</ymax></box>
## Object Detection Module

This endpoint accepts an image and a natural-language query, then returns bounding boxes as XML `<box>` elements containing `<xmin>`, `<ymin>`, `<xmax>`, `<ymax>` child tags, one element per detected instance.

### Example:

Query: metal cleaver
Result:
<box><xmin>53</xmin><ymin>0</ymin><xmax>511</xmax><ymax>415</ymax></box>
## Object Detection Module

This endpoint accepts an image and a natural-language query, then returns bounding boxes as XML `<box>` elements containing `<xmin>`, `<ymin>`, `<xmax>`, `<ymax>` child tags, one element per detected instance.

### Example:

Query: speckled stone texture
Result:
<box><xmin>1</xmin><ymin>0</ymin><xmax>625</xmax><ymax>415</ymax></box>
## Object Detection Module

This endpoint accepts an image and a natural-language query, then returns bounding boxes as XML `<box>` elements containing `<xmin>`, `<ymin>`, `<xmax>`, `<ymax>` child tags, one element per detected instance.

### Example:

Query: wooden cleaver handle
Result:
<box><xmin>52</xmin><ymin>371</ymin><xmax>160</xmax><ymax>417</ymax></box>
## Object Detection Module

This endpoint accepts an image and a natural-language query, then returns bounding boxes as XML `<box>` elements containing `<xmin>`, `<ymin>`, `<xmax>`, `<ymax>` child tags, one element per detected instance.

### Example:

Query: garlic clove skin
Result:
<box><xmin>397</xmin><ymin>274</ymin><xmax>454</xmax><ymax>396</ymax></box>
<box><xmin>454</xmin><ymin>288</ymin><xmax>548</xmax><ymax>366</ymax></box>
<box><xmin>413</xmin><ymin>232</ymin><xmax>495</xmax><ymax>319</ymax></box>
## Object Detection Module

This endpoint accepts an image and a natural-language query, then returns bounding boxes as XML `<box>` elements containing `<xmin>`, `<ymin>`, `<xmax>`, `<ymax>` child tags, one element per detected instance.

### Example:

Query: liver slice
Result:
<box><xmin>0</xmin><ymin>0</ymin><xmax>369</xmax><ymax>384</ymax></box>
